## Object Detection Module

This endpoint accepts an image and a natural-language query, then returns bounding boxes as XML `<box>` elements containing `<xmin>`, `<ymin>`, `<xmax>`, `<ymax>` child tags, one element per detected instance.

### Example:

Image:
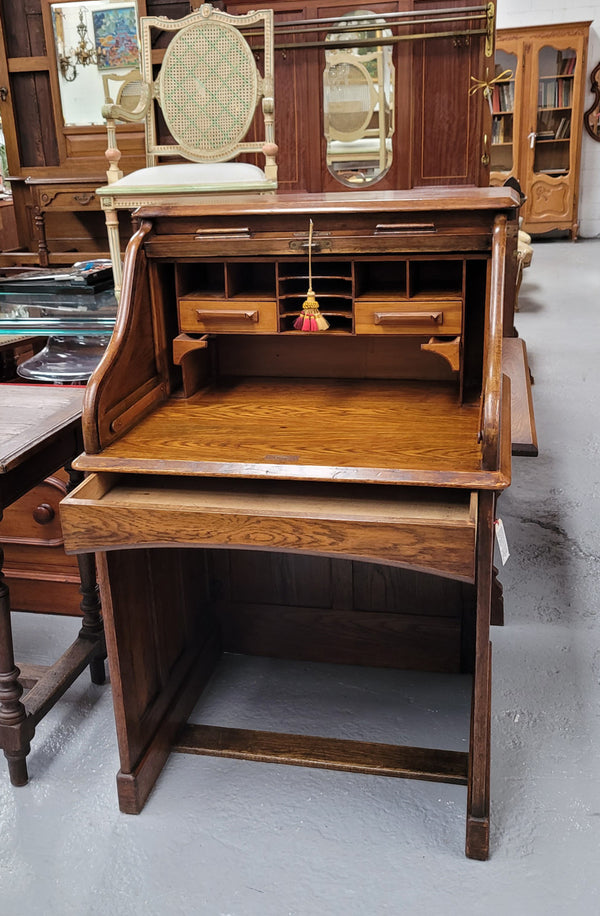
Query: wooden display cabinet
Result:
<box><xmin>227</xmin><ymin>0</ymin><xmax>494</xmax><ymax>193</ymax></box>
<box><xmin>0</xmin><ymin>0</ymin><xmax>190</xmax><ymax>266</ymax></box>
<box><xmin>490</xmin><ymin>21</ymin><xmax>590</xmax><ymax>238</ymax></box>
<box><xmin>0</xmin><ymin>0</ymin><xmax>494</xmax><ymax>264</ymax></box>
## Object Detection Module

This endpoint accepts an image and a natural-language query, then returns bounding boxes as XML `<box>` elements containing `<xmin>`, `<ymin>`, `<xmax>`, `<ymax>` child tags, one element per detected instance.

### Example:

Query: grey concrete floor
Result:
<box><xmin>1</xmin><ymin>238</ymin><xmax>600</xmax><ymax>914</ymax></box>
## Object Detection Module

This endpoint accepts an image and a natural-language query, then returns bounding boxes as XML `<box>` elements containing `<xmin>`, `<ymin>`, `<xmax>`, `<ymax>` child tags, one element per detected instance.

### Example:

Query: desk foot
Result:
<box><xmin>1</xmin><ymin>562</ymin><xmax>31</xmax><ymax>785</ymax></box>
<box><xmin>75</xmin><ymin>552</ymin><xmax>106</xmax><ymax>686</ymax></box>
<box><xmin>89</xmin><ymin>656</ymin><xmax>106</xmax><ymax>685</ymax></box>
<box><xmin>5</xmin><ymin>750</ymin><xmax>29</xmax><ymax>786</ymax></box>
<box><xmin>465</xmin><ymin>815</ymin><xmax>489</xmax><ymax>860</ymax></box>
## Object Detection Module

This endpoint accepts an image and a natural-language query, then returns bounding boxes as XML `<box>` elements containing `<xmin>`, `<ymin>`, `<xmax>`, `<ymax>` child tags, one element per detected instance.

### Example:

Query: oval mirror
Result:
<box><xmin>323</xmin><ymin>12</ymin><xmax>395</xmax><ymax>188</ymax></box>
<box><xmin>51</xmin><ymin>1</ymin><xmax>140</xmax><ymax>127</ymax></box>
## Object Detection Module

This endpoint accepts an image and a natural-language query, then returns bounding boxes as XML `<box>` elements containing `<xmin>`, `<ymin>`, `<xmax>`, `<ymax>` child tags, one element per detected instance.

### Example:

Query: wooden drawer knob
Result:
<box><xmin>33</xmin><ymin>503</ymin><xmax>55</xmax><ymax>525</ymax></box>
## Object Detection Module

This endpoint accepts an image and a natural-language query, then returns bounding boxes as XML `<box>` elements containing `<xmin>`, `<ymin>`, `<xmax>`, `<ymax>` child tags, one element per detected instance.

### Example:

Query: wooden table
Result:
<box><xmin>61</xmin><ymin>187</ymin><xmax>526</xmax><ymax>859</ymax></box>
<box><xmin>0</xmin><ymin>385</ymin><xmax>105</xmax><ymax>786</ymax></box>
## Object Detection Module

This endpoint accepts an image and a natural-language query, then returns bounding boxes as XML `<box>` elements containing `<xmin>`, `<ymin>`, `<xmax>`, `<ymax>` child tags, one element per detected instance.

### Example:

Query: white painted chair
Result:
<box><xmin>97</xmin><ymin>4</ymin><xmax>277</xmax><ymax>295</ymax></box>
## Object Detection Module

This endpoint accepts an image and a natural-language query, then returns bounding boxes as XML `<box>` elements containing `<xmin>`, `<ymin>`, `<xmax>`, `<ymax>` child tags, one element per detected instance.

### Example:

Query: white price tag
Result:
<box><xmin>494</xmin><ymin>518</ymin><xmax>510</xmax><ymax>565</ymax></box>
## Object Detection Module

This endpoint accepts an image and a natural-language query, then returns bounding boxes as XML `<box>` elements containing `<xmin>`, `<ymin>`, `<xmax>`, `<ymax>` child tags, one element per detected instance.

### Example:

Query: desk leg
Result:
<box><xmin>0</xmin><ymin>545</ymin><xmax>30</xmax><ymax>785</ymax></box>
<box><xmin>66</xmin><ymin>464</ymin><xmax>106</xmax><ymax>685</ymax></box>
<box><xmin>33</xmin><ymin>206</ymin><xmax>50</xmax><ymax>268</ymax></box>
<box><xmin>76</xmin><ymin>552</ymin><xmax>106</xmax><ymax>685</ymax></box>
<box><xmin>465</xmin><ymin>491</ymin><xmax>495</xmax><ymax>860</ymax></box>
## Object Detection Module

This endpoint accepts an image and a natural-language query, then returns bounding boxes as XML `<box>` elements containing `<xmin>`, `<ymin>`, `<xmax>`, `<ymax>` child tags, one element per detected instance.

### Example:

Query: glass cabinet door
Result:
<box><xmin>533</xmin><ymin>44</ymin><xmax>576</xmax><ymax>178</ymax></box>
<box><xmin>490</xmin><ymin>50</ymin><xmax>517</xmax><ymax>178</ymax></box>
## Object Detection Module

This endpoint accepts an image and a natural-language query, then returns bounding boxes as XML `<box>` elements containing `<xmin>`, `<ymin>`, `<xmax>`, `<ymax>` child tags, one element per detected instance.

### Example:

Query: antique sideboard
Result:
<box><xmin>60</xmin><ymin>186</ymin><xmax>520</xmax><ymax>859</ymax></box>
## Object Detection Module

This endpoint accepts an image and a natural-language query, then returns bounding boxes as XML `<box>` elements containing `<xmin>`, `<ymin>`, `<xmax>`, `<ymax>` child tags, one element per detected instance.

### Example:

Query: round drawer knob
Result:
<box><xmin>33</xmin><ymin>503</ymin><xmax>55</xmax><ymax>525</ymax></box>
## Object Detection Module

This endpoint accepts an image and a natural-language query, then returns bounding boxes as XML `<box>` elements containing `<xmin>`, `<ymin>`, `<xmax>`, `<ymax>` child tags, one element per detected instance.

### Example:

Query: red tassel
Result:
<box><xmin>294</xmin><ymin>289</ymin><xmax>330</xmax><ymax>332</ymax></box>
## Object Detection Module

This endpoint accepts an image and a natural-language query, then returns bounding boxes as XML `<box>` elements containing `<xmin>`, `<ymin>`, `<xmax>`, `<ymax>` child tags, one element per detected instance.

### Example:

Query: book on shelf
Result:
<box><xmin>555</xmin><ymin>117</ymin><xmax>571</xmax><ymax>140</ymax></box>
<box><xmin>538</xmin><ymin>77</ymin><xmax>572</xmax><ymax>109</ymax></box>
<box><xmin>492</xmin><ymin>118</ymin><xmax>507</xmax><ymax>144</ymax></box>
<box><xmin>493</xmin><ymin>82</ymin><xmax>514</xmax><ymax>113</ymax></box>
<box><xmin>560</xmin><ymin>56</ymin><xmax>576</xmax><ymax>75</ymax></box>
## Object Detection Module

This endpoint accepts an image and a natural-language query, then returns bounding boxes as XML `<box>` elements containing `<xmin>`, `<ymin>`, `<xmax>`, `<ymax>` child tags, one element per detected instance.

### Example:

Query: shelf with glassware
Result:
<box><xmin>0</xmin><ymin>261</ymin><xmax>117</xmax><ymax>337</ymax></box>
<box><xmin>490</xmin><ymin>22</ymin><xmax>590</xmax><ymax>238</ymax></box>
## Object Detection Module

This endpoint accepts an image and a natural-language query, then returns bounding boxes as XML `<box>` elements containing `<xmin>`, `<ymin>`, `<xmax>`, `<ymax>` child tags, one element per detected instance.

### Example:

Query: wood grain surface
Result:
<box><xmin>76</xmin><ymin>377</ymin><xmax>489</xmax><ymax>485</ymax></box>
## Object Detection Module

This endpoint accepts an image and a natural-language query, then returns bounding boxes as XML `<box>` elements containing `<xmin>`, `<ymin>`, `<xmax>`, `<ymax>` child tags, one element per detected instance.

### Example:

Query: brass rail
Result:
<box><xmin>241</xmin><ymin>3</ymin><xmax>495</xmax><ymax>57</ymax></box>
<box><xmin>272</xmin><ymin>29</ymin><xmax>489</xmax><ymax>53</ymax></box>
<box><xmin>246</xmin><ymin>4</ymin><xmax>490</xmax><ymax>34</ymax></box>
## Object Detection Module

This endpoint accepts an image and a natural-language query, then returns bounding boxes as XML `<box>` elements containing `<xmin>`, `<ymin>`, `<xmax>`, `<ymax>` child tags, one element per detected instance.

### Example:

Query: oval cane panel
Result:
<box><xmin>160</xmin><ymin>21</ymin><xmax>259</xmax><ymax>161</ymax></box>
<box><xmin>325</xmin><ymin>59</ymin><xmax>374</xmax><ymax>141</ymax></box>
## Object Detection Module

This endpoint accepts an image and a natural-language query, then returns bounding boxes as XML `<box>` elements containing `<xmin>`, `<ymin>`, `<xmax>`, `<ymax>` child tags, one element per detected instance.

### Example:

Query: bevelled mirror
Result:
<box><xmin>323</xmin><ymin>11</ymin><xmax>395</xmax><ymax>187</ymax></box>
<box><xmin>51</xmin><ymin>1</ymin><xmax>140</xmax><ymax>126</ymax></box>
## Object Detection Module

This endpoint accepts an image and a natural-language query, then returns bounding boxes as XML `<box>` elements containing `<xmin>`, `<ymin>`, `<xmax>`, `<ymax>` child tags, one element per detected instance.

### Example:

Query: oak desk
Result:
<box><xmin>0</xmin><ymin>385</ymin><xmax>105</xmax><ymax>785</ymax></box>
<box><xmin>61</xmin><ymin>188</ymin><xmax>521</xmax><ymax>859</ymax></box>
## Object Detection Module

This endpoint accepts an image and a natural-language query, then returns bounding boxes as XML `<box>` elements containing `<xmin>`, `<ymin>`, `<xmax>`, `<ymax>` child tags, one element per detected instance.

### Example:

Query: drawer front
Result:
<box><xmin>0</xmin><ymin>475</ymin><xmax>67</xmax><ymax>545</ymax></box>
<box><xmin>60</xmin><ymin>474</ymin><xmax>476</xmax><ymax>581</ymax></box>
<box><xmin>355</xmin><ymin>299</ymin><xmax>462</xmax><ymax>335</ymax></box>
<box><xmin>179</xmin><ymin>297</ymin><xmax>278</xmax><ymax>334</ymax></box>
<box><xmin>35</xmin><ymin>189</ymin><xmax>101</xmax><ymax>211</ymax></box>
<box><xmin>147</xmin><ymin>205</ymin><xmax>496</xmax><ymax>256</ymax></box>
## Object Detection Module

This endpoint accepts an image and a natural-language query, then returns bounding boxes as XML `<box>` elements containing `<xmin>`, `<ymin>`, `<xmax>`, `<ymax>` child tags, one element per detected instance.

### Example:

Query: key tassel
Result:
<box><xmin>293</xmin><ymin>219</ymin><xmax>329</xmax><ymax>332</ymax></box>
<box><xmin>294</xmin><ymin>289</ymin><xmax>330</xmax><ymax>331</ymax></box>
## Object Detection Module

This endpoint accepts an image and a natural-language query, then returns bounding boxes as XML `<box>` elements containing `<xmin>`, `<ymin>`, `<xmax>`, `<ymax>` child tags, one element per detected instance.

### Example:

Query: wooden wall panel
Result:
<box><xmin>11</xmin><ymin>73</ymin><xmax>59</xmax><ymax>168</ymax></box>
<box><xmin>0</xmin><ymin>0</ymin><xmax>46</xmax><ymax>57</ymax></box>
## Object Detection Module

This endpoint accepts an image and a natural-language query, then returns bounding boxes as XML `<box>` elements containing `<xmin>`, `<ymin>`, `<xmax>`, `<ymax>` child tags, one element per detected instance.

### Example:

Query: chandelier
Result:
<box><xmin>57</xmin><ymin>7</ymin><xmax>98</xmax><ymax>82</ymax></box>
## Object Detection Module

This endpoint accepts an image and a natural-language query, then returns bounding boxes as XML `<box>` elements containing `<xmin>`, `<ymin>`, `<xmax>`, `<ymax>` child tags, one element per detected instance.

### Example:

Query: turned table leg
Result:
<box><xmin>0</xmin><ymin>544</ymin><xmax>30</xmax><ymax>785</ymax></box>
<box><xmin>465</xmin><ymin>491</ymin><xmax>495</xmax><ymax>860</ymax></box>
<box><xmin>33</xmin><ymin>206</ymin><xmax>50</xmax><ymax>268</ymax></box>
<box><xmin>76</xmin><ymin>552</ymin><xmax>106</xmax><ymax>685</ymax></box>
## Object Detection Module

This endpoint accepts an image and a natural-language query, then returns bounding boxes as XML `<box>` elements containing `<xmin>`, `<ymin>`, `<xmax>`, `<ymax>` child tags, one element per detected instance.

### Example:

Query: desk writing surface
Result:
<box><xmin>74</xmin><ymin>377</ymin><xmax>508</xmax><ymax>487</ymax></box>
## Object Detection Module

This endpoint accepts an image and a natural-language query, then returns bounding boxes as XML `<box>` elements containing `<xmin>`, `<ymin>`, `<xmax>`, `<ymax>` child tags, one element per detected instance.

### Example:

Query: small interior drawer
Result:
<box><xmin>60</xmin><ymin>473</ymin><xmax>477</xmax><ymax>582</ymax></box>
<box><xmin>179</xmin><ymin>297</ymin><xmax>278</xmax><ymax>334</ymax></box>
<box><xmin>355</xmin><ymin>299</ymin><xmax>462</xmax><ymax>335</ymax></box>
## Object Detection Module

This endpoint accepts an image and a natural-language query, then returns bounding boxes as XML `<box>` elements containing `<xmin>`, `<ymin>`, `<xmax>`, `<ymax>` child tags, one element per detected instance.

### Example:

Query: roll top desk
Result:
<box><xmin>60</xmin><ymin>187</ymin><xmax>520</xmax><ymax>859</ymax></box>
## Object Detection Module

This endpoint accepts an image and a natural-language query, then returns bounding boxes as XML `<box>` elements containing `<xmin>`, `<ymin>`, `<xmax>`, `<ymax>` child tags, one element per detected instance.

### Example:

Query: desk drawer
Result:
<box><xmin>34</xmin><ymin>188</ymin><xmax>101</xmax><ymax>211</ymax></box>
<box><xmin>355</xmin><ymin>299</ymin><xmax>462</xmax><ymax>335</ymax></box>
<box><xmin>179</xmin><ymin>297</ymin><xmax>278</xmax><ymax>334</ymax></box>
<box><xmin>60</xmin><ymin>474</ymin><xmax>477</xmax><ymax>582</ymax></box>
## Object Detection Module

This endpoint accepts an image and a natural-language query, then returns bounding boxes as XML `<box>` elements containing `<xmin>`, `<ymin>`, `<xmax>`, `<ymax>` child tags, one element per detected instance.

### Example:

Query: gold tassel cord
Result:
<box><xmin>469</xmin><ymin>68</ymin><xmax>514</xmax><ymax>98</ymax></box>
<box><xmin>469</xmin><ymin>68</ymin><xmax>514</xmax><ymax>113</ymax></box>
<box><xmin>294</xmin><ymin>219</ymin><xmax>330</xmax><ymax>332</ymax></box>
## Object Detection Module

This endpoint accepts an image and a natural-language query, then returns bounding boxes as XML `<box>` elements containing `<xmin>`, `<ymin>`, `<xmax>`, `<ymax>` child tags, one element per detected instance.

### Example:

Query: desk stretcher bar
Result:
<box><xmin>174</xmin><ymin>723</ymin><xmax>469</xmax><ymax>785</ymax></box>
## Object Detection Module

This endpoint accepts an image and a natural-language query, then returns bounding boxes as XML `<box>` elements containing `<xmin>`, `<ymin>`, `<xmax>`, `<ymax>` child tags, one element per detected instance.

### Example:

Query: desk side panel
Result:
<box><xmin>99</xmin><ymin>546</ymin><xmax>216</xmax><ymax>776</ymax></box>
<box><xmin>82</xmin><ymin>221</ymin><xmax>167</xmax><ymax>454</ymax></box>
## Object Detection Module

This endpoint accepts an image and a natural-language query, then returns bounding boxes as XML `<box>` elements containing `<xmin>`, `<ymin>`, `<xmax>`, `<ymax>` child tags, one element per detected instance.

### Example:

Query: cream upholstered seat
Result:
<box><xmin>97</xmin><ymin>3</ymin><xmax>277</xmax><ymax>295</ymax></box>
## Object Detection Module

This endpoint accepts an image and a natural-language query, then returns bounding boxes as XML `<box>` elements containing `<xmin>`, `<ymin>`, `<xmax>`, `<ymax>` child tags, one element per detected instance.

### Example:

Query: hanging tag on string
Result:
<box><xmin>494</xmin><ymin>518</ymin><xmax>510</xmax><ymax>565</ymax></box>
